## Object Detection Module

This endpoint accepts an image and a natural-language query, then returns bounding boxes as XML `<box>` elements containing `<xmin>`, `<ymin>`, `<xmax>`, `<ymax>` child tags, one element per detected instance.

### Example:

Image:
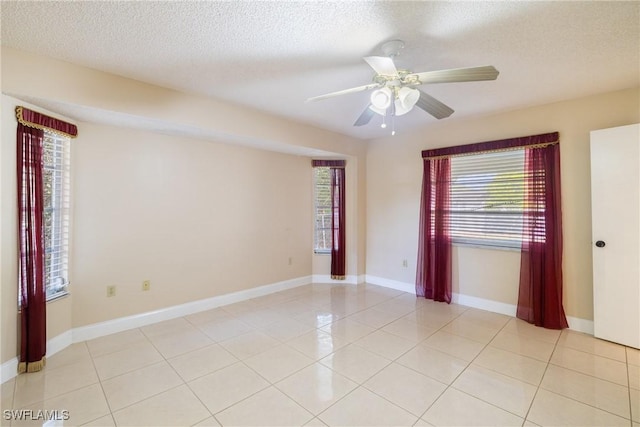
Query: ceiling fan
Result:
<box><xmin>306</xmin><ymin>40</ymin><xmax>499</xmax><ymax>129</ymax></box>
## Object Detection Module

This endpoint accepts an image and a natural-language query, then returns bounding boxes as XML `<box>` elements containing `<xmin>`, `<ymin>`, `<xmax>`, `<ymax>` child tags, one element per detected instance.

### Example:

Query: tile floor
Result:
<box><xmin>1</xmin><ymin>283</ymin><xmax>639</xmax><ymax>426</ymax></box>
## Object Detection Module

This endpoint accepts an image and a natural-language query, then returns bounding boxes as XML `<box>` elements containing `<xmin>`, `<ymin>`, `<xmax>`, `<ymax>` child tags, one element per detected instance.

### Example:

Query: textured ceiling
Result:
<box><xmin>2</xmin><ymin>1</ymin><xmax>639</xmax><ymax>140</ymax></box>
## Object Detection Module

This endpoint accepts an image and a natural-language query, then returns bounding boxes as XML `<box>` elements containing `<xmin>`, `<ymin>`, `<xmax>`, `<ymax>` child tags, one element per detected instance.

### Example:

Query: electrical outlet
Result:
<box><xmin>402</xmin><ymin>259</ymin><xmax>408</xmax><ymax>268</ymax></box>
<box><xmin>288</xmin><ymin>257</ymin><xmax>293</xmax><ymax>266</ymax></box>
<box><xmin>142</xmin><ymin>280</ymin><xmax>151</xmax><ymax>291</ymax></box>
<box><xmin>107</xmin><ymin>285</ymin><xmax>116</xmax><ymax>297</ymax></box>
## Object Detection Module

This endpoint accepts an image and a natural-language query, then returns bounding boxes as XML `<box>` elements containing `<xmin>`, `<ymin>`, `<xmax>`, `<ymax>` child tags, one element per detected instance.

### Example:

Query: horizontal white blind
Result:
<box><xmin>450</xmin><ymin>149</ymin><xmax>525</xmax><ymax>248</ymax></box>
<box><xmin>43</xmin><ymin>131</ymin><xmax>70</xmax><ymax>299</ymax></box>
<box><xmin>314</xmin><ymin>167</ymin><xmax>332</xmax><ymax>253</ymax></box>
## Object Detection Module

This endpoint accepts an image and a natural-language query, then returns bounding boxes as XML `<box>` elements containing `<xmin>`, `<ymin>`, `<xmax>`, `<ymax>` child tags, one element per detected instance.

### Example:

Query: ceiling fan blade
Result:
<box><xmin>409</xmin><ymin>66</ymin><xmax>499</xmax><ymax>85</ymax></box>
<box><xmin>306</xmin><ymin>83</ymin><xmax>380</xmax><ymax>102</ymax></box>
<box><xmin>353</xmin><ymin>105</ymin><xmax>375</xmax><ymax>126</ymax></box>
<box><xmin>364</xmin><ymin>56</ymin><xmax>399</xmax><ymax>77</ymax></box>
<box><xmin>416</xmin><ymin>90</ymin><xmax>454</xmax><ymax>119</ymax></box>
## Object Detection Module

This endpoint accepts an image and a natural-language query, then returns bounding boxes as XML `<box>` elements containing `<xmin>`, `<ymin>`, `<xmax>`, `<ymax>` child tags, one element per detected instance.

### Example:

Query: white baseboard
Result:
<box><xmin>311</xmin><ymin>274</ymin><xmax>359</xmax><ymax>285</ymax></box>
<box><xmin>365</xmin><ymin>275</ymin><xmax>415</xmax><ymax>293</ymax></box>
<box><xmin>1</xmin><ymin>357</ymin><xmax>18</xmax><ymax>384</ymax></box>
<box><xmin>365</xmin><ymin>274</ymin><xmax>594</xmax><ymax>335</ymax></box>
<box><xmin>566</xmin><ymin>316</ymin><xmax>594</xmax><ymax>335</ymax></box>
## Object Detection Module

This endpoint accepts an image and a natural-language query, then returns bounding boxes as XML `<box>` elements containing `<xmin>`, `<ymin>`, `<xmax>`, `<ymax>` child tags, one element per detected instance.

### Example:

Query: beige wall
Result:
<box><xmin>1</xmin><ymin>48</ymin><xmax>368</xmax><ymax>364</ymax></box>
<box><xmin>71</xmin><ymin>122</ymin><xmax>313</xmax><ymax>326</ymax></box>
<box><xmin>366</xmin><ymin>87</ymin><xmax>640</xmax><ymax>321</ymax></box>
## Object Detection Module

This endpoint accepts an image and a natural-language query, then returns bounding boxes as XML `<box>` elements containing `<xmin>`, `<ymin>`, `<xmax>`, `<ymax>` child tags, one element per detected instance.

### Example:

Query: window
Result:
<box><xmin>450</xmin><ymin>149</ymin><xmax>525</xmax><ymax>249</ymax></box>
<box><xmin>42</xmin><ymin>130</ymin><xmax>71</xmax><ymax>299</ymax></box>
<box><xmin>314</xmin><ymin>167</ymin><xmax>332</xmax><ymax>253</ymax></box>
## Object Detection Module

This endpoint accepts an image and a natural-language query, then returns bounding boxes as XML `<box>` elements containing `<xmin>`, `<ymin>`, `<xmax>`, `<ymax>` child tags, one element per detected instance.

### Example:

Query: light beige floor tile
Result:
<box><xmin>457</xmin><ymin>308</ymin><xmax>511</xmax><ymax>329</ymax></box>
<box><xmin>558</xmin><ymin>330</ymin><xmax>627</xmax><ymax>362</ymax></box>
<box><xmin>319</xmin><ymin>318</ymin><xmax>376</xmax><ymax>343</ymax></box>
<box><xmin>396</xmin><ymin>343</ymin><xmax>469</xmax><ymax>385</ymax></box>
<box><xmin>215</xmin><ymin>386</ymin><xmax>313</xmax><ymax>426</ymax></box>
<box><xmin>347</xmin><ymin>308</ymin><xmax>403</xmax><ymax>329</ymax></box>
<box><xmin>192</xmin><ymin>416</ymin><xmax>221</xmax><ymax>426</ymax></box>
<box><xmin>628</xmin><ymin>347</ymin><xmax>640</xmax><ymax>367</ymax></box>
<box><xmin>303</xmin><ymin>417</ymin><xmax>328</xmax><ymax>426</ymax></box>
<box><xmin>523</xmin><ymin>421</ymin><xmax>541</xmax><ymax>426</ymax></box>
<box><xmin>256</xmin><ymin>317</ymin><xmax>314</xmax><ymax>342</ymax></box>
<box><xmin>381</xmin><ymin>318</ymin><xmax>437</xmax><ymax>343</ymax></box>
<box><xmin>541</xmin><ymin>364</ymin><xmax>630</xmax><ymax>418</ymax></box>
<box><xmin>421</xmin><ymin>388</ymin><xmax>524</xmax><ymax>426</ymax></box>
<box><xmin>81</xmin><ymin>414</ymin><xmax>116</xmax><ymax>426</ymax></box>
<box><xmin>140</xmin><ymin>317</ymin><xmax>194</xmax><ymax>339</ymax></box>
<box><xmin>218</xmin><ymin>330</ymin><xmax>280</xmax><ymax>360</ymax></box>
<box><xmin>474</xmin><ymin>346</ymin><xmax>547</xmax><ymax>385</ymax></box>
<box><xmin>188</xmin><ymin>362</ymin><xmax>269</xmax><ymax>414</ymax></box>
<box><xmin>286</xmin><ymin>330</ymin><xmax>348</xmax><ymax>360</ymax></box>
<box><xmin>148</xmin><ymin>327</ymin><xmax>214</xmax><ymax>359</ymax></box>
<box><xmin>13</xmin><ymin>359</ymin><xmax>99</xmax><ymax>408</ymax></box>
<box><xmin>233</xmin><ymin>308</ymin><xmax>291</xmax><ymax>329</ymax></box>
<box><xmin>85</xmin><ymin>328</ymin><xmax>147</xmax><ymax>358</ymax></box>
<box><xmin>630</xmin><ymin>364</ymin><xmax>640</xmax><ymax>390</ymax></box>
<box><xmin>270</xmin><ymin>299</ymin><xmax>314</xmax><ymax>317</ymax></box>
<box><xmin>93</xmin><ymin>340</ymin><xmax>163</xmax><ymax>380</ymax></box>
<box><xmin>367</xmin><ymin>299</ymin><xmax>418</xmax><ymax>318</ymax></box>
<box><xmin>631</xmin><ymin>388</ymin><xmax>639</xmax><ymax>422</ymax></box>
<box><xmin>551</xmin><ymin>346</ymin><xmax>629</xmax><ymax>386</ymax></box>
<box><xmin>168</xmin><ymin>343</ymin><xmax>238</xmax><ymax>382</ymax></box>
<box><xmin>244</xmin><ymin>344</ymin><xmax>314</xmax><ymax>383</ymax></box>
<box><xmin>319</xmin><ymin>344</ymin><xmax>390</xmax><ymax>384</ymax></box>
<box><xmin>441</xmin><ymin>317</ymin><xmax>501</xmax><ymax>344</ymax></box>
<box><xmin>275</xmin><ymin>363</ymin><xmax>357</xmax><ymax>415</ymax></box>
<box><xmin>401</xmin><ymin>309</ymin><xmax>457</xmax><ymax>330</ymax></box>
<box><xmin>184</xmin><ymin>308</ymin><xmax>231</xmax><ymax>326</ymax></box>
<box><xmin>422</xmin><ymin>331</ymin><xmax>486</xmax><ymax>362</ymax></box>
<box><xmin>1</xmin><ymin>377</ymin><xmax>14</xmax><ymax>412</ymax></box>
<box><xmin>501</xmin><ymin>318</ymin><xmax>561</xmax><ymax>344</ymax></box>
<box><xmin>527</xmin><ymin>388</ymin><xmax>629</xmax><ymax>426</ymax></box>
<box><xmin>318</xmin><ymin>386</ymin><xmax>418</xmax><ymax>426</ymax></box>
<box><xmin>112</xmin><ymin>384</ymin><xmax>210</xmax><ymax>427</ymax></box>
<box><xmin>353</xmin><ymin>330</ymin><xmax>415</xmax><ymax>360</ymax></box>
<box><xmin>452</xmin><ymin>364</ymin><xmax>537</xmax><ymax>417</ymax></box>
<box><xmin>14</xmin><ymin>383</ymin><xmax>109</xmax><ymax>427</ymax></box>
<box><xmin>364</xmin><ymin>362</ymin><xmax>447</xmax><ymax>417</ymax></box>
<box><xmin>292</xmin><ymin>308</ymin><xmax>341</xmax><ymax>328</ymax></box>
<box><xmin>44</xmin><ymin>343</ymin><xmax>92</xmax><ymax>371</ymax></box>
<box><xmin>101</xmin><ymin>361</ymin><xmax>183</xmax><ymax>411</ymax></box>
<box><xmin>491</xmin><ymin>330</ymin><xmax>556</xmax><ymax>362</ymax></box>
<box><xmin>197</xmin><ymin>317</ymin><xmax>254</xmax><ymax>342</ymax></box>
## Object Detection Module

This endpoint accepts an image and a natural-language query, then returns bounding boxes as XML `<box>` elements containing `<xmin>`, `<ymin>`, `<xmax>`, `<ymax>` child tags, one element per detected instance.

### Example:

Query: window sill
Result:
<box><xmin>453</xmin><ymin>242</ymin><xmax>521</xmax><ymax>253</ymax></box>
<box><xmin>46</xmin><ymin>291</ymin><xmax>70</xmax><ymax>303</ymax></box>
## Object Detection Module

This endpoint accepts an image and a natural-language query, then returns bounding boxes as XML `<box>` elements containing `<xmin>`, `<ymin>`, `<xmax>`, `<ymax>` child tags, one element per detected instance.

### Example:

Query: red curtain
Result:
<box><xmin>416</xmin><ymin>157</ymin><xmax>452</xmax><ymax>303</ymax></box>
<box><xmin>517</xmin><ymin>143</ymin><xmax>568</xmax><ymax>329</ymax></box>
<box><xmin>17</xmin><ymin>122</ymin><xmax>47</xmax><ymax>373</ymax></box>
<box><xmin>312</xmin><ymin>160</ymin><xmax>346</xmax><ymax>279</ymax></box>
<box><xmin>16</xmin><ymin>107</ymin><xmax>77</xmax><ymax>373</ymax></box>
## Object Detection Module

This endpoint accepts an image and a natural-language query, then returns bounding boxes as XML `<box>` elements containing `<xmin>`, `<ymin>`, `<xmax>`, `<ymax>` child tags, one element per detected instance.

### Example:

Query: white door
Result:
<box><xmin>590</xmin><ymin>123</ymin><xmax>640</xmax><ymax>349</ymax></box>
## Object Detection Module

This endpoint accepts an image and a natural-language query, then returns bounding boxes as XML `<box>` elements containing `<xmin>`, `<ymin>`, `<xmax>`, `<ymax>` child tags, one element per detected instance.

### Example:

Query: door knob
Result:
<box><xmin>595</xmin><ymin>240</ymin><xmax>606</xmax><ymax>248</ymax></box>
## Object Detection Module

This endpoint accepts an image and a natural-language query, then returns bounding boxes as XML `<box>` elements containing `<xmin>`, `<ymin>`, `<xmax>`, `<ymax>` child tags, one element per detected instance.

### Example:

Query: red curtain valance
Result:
<box><xmin>312</xmin><ymin>159</ymin><xmax>346</xmax><ymax>168</ymax></box>
<box><xmin>16</xmin><ymin>106</ymin><xmax>78</xmax><ymax>138</ymax></box>
<box><xmin>422</xmin><ymin>132</ymin><xmax>558</xmax><ymax>159</ymax></box>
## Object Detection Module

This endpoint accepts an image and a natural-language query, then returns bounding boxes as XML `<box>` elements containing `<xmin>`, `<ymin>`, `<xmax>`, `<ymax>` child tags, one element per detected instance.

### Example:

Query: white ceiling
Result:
<box><xmin>1</xmin><ymin>1</ymin><xmax>639</xmax><ymax>140</ymax></box>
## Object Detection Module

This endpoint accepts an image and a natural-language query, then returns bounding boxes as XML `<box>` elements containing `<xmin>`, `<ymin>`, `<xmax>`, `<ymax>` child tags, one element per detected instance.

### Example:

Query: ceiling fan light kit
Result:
<box><xmin>306</xmin><ymin>39</ymin><xmax>500</xmax><ymax>134</ymax></box>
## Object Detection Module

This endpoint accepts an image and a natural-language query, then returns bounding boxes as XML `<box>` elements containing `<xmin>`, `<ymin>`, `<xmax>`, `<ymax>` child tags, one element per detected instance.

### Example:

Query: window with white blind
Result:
<box><xmin>450</xmin><ymin>149</ymin><xmax>525</xmax><ymax>249</ymax></box>
<box><xmin>314</xmin><ymin>167</ymin><xmax>332</xmax><ymax>253</ymax></box>
<box><xmin>42</xmin><ymin>130</ymin><xmax>71</xmax><ymax>300</ymax></box>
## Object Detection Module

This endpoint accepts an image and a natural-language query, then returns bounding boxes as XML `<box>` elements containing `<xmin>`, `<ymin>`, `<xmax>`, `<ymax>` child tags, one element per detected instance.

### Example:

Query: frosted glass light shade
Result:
<box><xmin>370</xmin><ymin>87</ymin><xmax>392</xmax><ymax>109</ymax></box>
